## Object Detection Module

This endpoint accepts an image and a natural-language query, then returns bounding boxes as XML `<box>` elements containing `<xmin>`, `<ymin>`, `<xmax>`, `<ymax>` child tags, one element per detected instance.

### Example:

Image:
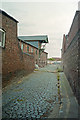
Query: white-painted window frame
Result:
<box><xmin>0</xmin><ymin>28</ymin><xmax>5</xmax><ymax>48</ymax></box>
<box><xmin>21</xmin><ymin>43</ymin><xmax>23</xmax><ymax>51</ymax></box>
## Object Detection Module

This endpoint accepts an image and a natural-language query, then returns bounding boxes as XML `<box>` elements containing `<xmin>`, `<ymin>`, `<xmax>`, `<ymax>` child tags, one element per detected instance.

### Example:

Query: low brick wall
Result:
<box><xmin>38</xmin><ymin>52</ymin><xmax>48</xmax><ymax>67</ymax></box>
<box><xmin>2</xmin><ymin>42</ymin><xmax>35</xmax><ymax>83</ymax></box>
<box><xmin>23</xmin><ymin>53</ymin><xmax>34</xmax><ymax>72</ymax></box>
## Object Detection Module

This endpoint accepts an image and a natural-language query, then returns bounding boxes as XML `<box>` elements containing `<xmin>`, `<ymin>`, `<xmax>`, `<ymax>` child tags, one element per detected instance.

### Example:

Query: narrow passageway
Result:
<box><xmin>2</xmin><ymin>64</ymin><xmax>79</xmax><ymax>119</ymax></box>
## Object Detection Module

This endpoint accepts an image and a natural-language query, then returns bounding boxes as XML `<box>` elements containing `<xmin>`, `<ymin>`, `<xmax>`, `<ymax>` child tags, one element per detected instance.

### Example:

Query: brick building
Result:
<box><xmin>0</xmin><ymin>10</ymin><xmax>48</xmax><ymax>85</ymax></box>
<box><xmin>62</xmin><ymin>11</ymin><xmax>80</xmax><ymax>104</ymax></box>
<box><xmin>0</xmin><ymin>10</ymin><xmax>35</xmax><ymax>84</ymax></box>
<box><xmin>18</xmin><ymin>36</ymin><xmax>48</xmax><ymax>67</ymax></box>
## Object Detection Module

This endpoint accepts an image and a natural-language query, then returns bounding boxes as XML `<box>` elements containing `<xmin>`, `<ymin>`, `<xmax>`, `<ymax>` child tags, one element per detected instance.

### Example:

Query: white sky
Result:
<box><xmin>0</xmin><ymin>0</ymin><xmax>79</xmax><ymax>58</ymax></box>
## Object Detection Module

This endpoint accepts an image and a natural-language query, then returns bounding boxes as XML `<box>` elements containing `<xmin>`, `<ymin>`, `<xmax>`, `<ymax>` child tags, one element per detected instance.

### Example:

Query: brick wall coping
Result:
<box><xmin>63</xmin><ymin>29</ymin><xmax>80</xmax><ymax>54</ymax></box>
<box><xmin>68</xmin><ymin>11</ymin><xmax>80</xmax><ymax>35</ymax></box>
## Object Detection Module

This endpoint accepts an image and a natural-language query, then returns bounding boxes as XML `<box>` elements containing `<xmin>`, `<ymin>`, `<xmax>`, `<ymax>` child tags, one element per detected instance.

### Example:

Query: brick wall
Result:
<box><xmin>68</xmin><ymin>11</ymin><xmax>79</xmax><ymax>47</ymax></box>
<box><xmin>62</xmin><ymin>35</ymin><xmax>79</xmax><ymax>99</ymax></box>
<box><xmin>62</xmin><ymin>11</ymin><xmax>80</xmax><ymax>104</ymax></box>
<box><xmin>0</xmin><ymin>12</ymin><xmax>2</xmax><ymax>82</ymax></box>
<box><xmin>38</xmin><ymin>52</ymin><xmax>48</xmax><ymax>67</ymax></box>
<box><xmin>33</xmin><ymin>47</ymin><xmax>39</xmax><ymax>64</ymax></box>
<box><xmin>0</xmin><ymin>48</ymin><xmax>2</xmax><ymax>74</ymax></box>
<box><xmin>19</xmin><ymin>40</ymin><xmax>39</xmax><ymax>64</ymax></box>
<box><xmin>19</xmin><ymin>40</ymin><xmax>48</xmax><ymax>67</ymax></box>
<box><xmin>0</xmin><ymin>12</ymin><xmax>35</xmax><ymax>84</ymax></box>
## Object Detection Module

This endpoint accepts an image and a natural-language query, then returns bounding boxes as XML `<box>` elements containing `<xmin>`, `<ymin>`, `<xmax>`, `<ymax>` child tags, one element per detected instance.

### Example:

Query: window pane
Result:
<box><xmin>27</xmin><ymin>46</ymin><xmax>29</xmax><ymax>52</ymax></box>
<box><xmin>31</xmin><ymin>48</ymin><xmax>33</xmax><ymax>53</ymax></box>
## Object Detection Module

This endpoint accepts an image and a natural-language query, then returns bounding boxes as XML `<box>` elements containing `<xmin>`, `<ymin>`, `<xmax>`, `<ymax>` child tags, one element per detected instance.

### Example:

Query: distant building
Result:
<box><xmin>47</xmin><ymin>60</ymin><xmax>53</xmax><ymax>64</ymax></box>
<box><xmin>18</xmin><ymin>35</ymin><xmax>48</xmax><ymax>67</ymax></box>
<box><xmin>47</xmin><ymin>57</ymin><xmax>61</xmax><ymax>64</ymax></box>
<box><xmin>52</xmin><ymin>57</ymin><xmax>61</xmax><ymax>61</ymax></box>
<box><xmin>62</xmin><ymin>11</ymin><xmax>80</xmax><ymax>104</ymax></box>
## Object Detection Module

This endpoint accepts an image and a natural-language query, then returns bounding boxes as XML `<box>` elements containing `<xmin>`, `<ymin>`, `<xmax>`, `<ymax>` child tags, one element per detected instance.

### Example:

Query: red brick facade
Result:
<box><xmin>19</xmin><ymin>40</ymin><xmax>48</xmax><ymax>67</ymax></box>
<box><xmin>0</xmin><ymin>11</ymin><xmax>35</xmax><ymax>82</ymax></box>
<box><xmin>38</xmin><ymin>52</ymin><xmax>48</xmax><ymax>67</ymax></box>
<box><xmin>0</xmin><ymin>10</ymin><xmax>48</xmax><ymax>84</ymax></box>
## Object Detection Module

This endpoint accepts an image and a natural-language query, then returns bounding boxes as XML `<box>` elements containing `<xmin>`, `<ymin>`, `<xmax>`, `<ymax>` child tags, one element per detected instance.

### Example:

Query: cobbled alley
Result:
<box><xmin>2</xmin><ymin>64</ymin><xmax>79</xmax><ymax>119</ymax></box>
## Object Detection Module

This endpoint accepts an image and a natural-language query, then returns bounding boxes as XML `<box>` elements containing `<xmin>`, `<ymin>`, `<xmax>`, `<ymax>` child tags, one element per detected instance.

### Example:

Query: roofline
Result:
<box><xmin>0</xmin><ymin>9</ymin><xmax>19</xmax><ymax>23</ymax></box>
<box><xmin>44</xmin><ymin>51</ymin><xmax>48</xmax><ymax>54</ymax></box>
<box><xmin>18</xmin><ymin>38</ymin><xmax>48</xmax><ymax>53</ymax></box>
<box><xmin>68</xmin><ymin>10</ymin><xmax>80</xmax><ymax>35</ymax></box>
<box><xmin>18</xmin><ymin>35</ymin><xmax>48</xmax><ymax>43</ymax></box>
<box><xmin>18</xmin><ymin>38</ymin><xmax>38</xmax><ymax>49</ymax></box>
<box><xmin>24</xmin><ymin>40</ymin><xmax>48</xmax><ymax>43</ymax></box>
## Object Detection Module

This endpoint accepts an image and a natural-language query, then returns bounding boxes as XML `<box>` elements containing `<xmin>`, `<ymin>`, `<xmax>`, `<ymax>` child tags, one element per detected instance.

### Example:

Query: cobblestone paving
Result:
<box><xmin>2</xmin><ymin>64</ymin><xmax>59</xmax><ymax>119</ymax></box>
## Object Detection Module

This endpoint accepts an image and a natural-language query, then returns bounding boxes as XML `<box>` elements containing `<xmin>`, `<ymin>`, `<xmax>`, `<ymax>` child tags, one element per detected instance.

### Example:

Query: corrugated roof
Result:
<box><xmin>18</xmin><ymin>35</ymin><xmax>48</xmax><ymax>43</ymax></box>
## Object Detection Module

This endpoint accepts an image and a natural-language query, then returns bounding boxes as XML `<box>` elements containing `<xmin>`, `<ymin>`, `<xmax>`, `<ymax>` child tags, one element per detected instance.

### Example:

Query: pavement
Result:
<box><xmin>2</xmin><ymin>64</ymin><xmax>79</xmax><ymax>119</ymax></box>
<box><xmin>48</xmin><ymin>71</ymin><xmax>79</xmax><ymax>119</ymax></box>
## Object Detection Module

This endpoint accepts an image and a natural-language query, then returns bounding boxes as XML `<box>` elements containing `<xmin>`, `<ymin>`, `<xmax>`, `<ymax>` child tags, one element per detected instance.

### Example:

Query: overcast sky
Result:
<box><xmin>1</xmin><ymin>0</ymin><xmax>79</xmax><ymax>58</ymax></box>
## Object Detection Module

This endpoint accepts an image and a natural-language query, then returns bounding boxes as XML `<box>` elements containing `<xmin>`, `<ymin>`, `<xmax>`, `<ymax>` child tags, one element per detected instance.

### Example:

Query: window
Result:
<box><xmin>0</xmin><ymin>28</ymin><xmax>5</xmax><ymax>48</ymax></box>
<box><xmin>27</xmin><ymin>45</ymin><xmax>29</xmax><ymax>53</ymax></box>
<box><xmin>36</xmin><ymin>50</ymin><xmax>37</xmax><ymax>55</ymax></box>
<box><xmin>31</xmin><ymin>47</ymin><xmax>33</xmax><ymax>53</ymax></box>
<box><xmin>21</xmin><ymin>43</ymin><xmax>23</xmax><ymax>51</ymax></box>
